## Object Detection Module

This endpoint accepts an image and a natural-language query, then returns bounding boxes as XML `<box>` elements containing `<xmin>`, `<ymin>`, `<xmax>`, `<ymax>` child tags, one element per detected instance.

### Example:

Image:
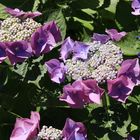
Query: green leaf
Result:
<box><xmin>81</xmin><ymin>8</ymin><xmax>97</xmax><ymax>17</ymax></box>
<box><xmin>116</xmin><ymin>115</ymin><xmax>131</xmax><ymax>137</ymax></box>
<box><xmin>0</xmin><ymin>4</ymin><xmax>9</xmax><ymax>19</ymax></box>
<box><xmin>11</xmin><ymin>62</ymin><xmax>29</xmax><ymax>78</ymax></box>
<box><xmin>32</xmin><ymin>0</ymin><xmax>40</xmax><ymax>11</ymax></box>
<box><xmin>116</xmin><ymin>31</ymin><xmax>140</xmax><ymax>56</ymax></box>
<box><xmin>28</xmin><ymin>64</ymin><xmax>46</xmax><ymax>88</ymax></box>
<box><xmin>47</xmin><ymin>9</ymin><xmax>66</xmax><ymax>40</ymax></box>
<box><xmin>98</xmin><ymin>0</ymin><xmax>119</xmax><ymax>20</ymax></box>
<box><xmin>73</xmin><ymin>17</ymin><xmax>93</xmax><ymax>30</ymax></box>
<box><xmin>105</xmin><ymin>0</ymin><xmax>119</xmax><ymax>14</ymax></box>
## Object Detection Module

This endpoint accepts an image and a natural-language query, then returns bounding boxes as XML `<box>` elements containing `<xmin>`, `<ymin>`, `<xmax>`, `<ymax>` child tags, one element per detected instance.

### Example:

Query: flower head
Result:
<box><xmin>92</xmin><ymin>33</ymin><xmax>110</xmax><ymax>44</ymax></box>
<box><xmin>60</xmin><ymin>79</ymin><xmax>104</xmax><ymax>108</ymax></box>
<box><xmin>5</xmin><ymin>8</ymin><xmax>42</xmax><ymax>19</ymax></box>
<box><xmin>45</xmin><ymin>59</ymin><xmax>66</xmax><ymax>83</ymax></box>
<box><xmin>0</xmin><ymin>42</ymin><xmax>7</xmax><ymax>63</ymax></box>
<box><xmin>64</xmin><ymin>41</ymin><xmax>123</xmax><ymax>83</ymax></box>
<box><xmin>131</xmin><ymin>0</ymin><xmax>140</xmax><ymax>15</ymax></box>
<box><xmin>117</xmin><ymin>58</ymin><xmax>140</xmax><ymax>85</ymax></box>
<box><xmin>107</xmin><ymin>76</ymin><xmax>135</xmax><ymax>103</ymax></box>
<box><xmin>10</xmin><ymin>111</ymin><xmax>40</xmax><ymax>140</ymax></box>
<box><xmin>62</xmin><ymin>118</ymin><xmax>87</xmax><ymax>140</ymax></box>
<box><xmin>6</xmin><ymin>41</ymin><xmax>32</xmax><ymax>65</ymax></box>
<box><xmin>105</xmin><ymin>29</ymin><xmax>127</xmax><ymax>41</ymax></box>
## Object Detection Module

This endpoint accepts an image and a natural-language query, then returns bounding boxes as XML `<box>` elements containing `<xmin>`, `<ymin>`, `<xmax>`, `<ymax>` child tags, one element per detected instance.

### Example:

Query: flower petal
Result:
<box><xmin>92</xmin><ymin>33</ymin><xmax>110</xmax><ymax>44</ymax></box>
<box><xmin>60</xmin><ymin>37</ymin><xmax>74</xmax><ymax>62</ymax></box>
<box><xmin>45</xmin><ymin>59</ymin><xmax>66</xmax><ymax>83</ymax></box>
<box><xmin>73</xmin><ymin>41</ymin><xmax>90</xmax><ymax>60</ymax></box>
<box><xmin>105</xmin><ymin>29</ymin><xmax>127</xmax><ymax>41</ymax></box>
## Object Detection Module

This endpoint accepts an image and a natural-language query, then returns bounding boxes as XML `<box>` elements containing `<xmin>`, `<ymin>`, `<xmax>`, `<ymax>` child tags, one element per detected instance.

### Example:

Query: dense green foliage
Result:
<box><xmin>0</xmin><ymin>0</ymin><xmax>140</xmax><ymax>139</ymax></box>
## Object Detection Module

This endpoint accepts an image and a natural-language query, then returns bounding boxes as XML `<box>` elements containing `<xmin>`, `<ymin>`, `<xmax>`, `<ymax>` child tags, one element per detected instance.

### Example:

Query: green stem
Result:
<box><xmin>7</xmin><ymin>110</ymin><xmax>22</xmax><ymax>118</ymax></box>
<box><xmin>102</xmin><ymin>93</ymin><xmax>110</xmax><ymax>120</ymax></box>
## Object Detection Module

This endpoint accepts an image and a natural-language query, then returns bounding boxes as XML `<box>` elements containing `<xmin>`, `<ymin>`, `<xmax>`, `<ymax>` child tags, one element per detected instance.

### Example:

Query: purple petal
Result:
<box><xmin>131</xmin><ymin>9</ymin><xmax>140</xmax><ymax>15</ymax></box>
<box><xmin>105</xmin><ymin>29</ymin><xmax>127</xmax><ymax>41</ymax></box>
<box><xmin>5</xmin><ymin>8</ymin><xmax>24</xmax><ymax>17</ymax></box>
<box><xmin>10</xmin><ymin>112</ymin><xmax>40</xmax><ymax>140</ymax></box>
<box><xmin>60</xmin><ymin>79</ymin><xmax>104</xmax><ymax>108</ymax></box>
<box><xmin>92</xmin><ymin>33</ymin><xmax>110</xmax><ymax>44</ymax></box>
<box><xmin>107</xmin><ymin>76</ymin><xmax>135</xmax><ymax>103</ymax></box>
<box><xmin>82</xmin><ymin>79</ymin><xmax>104</xmax><ymax>104</ymax></box>
<box><xmin>43</xmin><ymin>21</ymin><xmax>62</xmax><ymax>42</ymax></box>
<box><xmin>31</xmin><ymin>27</ymin><xmax>56</xmax><ymax>56</ymax></box>
<box><xmin>73</xmin><ymin>41</ymin><xmax>90</xmax><ymax>60</ymax></box>
<box><xmin>0</xmin><ymin>42</ymin><xmax>7</xmax><ymax>63</ymax></box>
<box><xmin>45</xmin><ymin>59</ymin><xmax>66</xmax><ymax>83</ymax></box>
<box><xmin>5</xmin><ymin>7</ymin><xmax>42</xmax><ymax>19</ymax></box>
<box><xmin>126</xmin><ymin>135</ymin><xmax>135</xmax><ymax>140</ymax></box>
<box><xmin>62</xmin><ymin>118</ymin><xmax>87</xmax><ymax>140</ymax></box>
<box><xmin>132</xmin><ymin>0</ymin><xmax>140</xmax><ymax>9</ymax></box>
<box><xmin>60</xmin><ymin>37</ymin><xmax>75</xmax><ymax>62</ymax></box>
<box><xmin>60</xmin><ymin>83</ymin><xmax>85</xmax><ymax>108</ymax></box>
<box><xmin>117</xmin><ymin>58</ymin><xmax>140</xmax><ymax>85</ymax></box>
<box><xmin>6</xmin><ymin>41</ymin><xmax>32</xmax><ymax>65</ymax></box>
<box><xmin>22</xmin><ymin>11</ymin><xmax>42</xmax><ymax>19</ymax></box>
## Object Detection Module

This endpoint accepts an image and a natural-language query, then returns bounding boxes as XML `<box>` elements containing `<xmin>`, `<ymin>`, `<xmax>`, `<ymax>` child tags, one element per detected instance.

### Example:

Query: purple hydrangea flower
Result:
<box><xmin>60</xmin><ymin>79</ymin><xmax>104</xmax><ymax>108</ymax></box>
<box><xmin>107</xmin><ymin>76</ymin><xmax>135</xmax><ymax>103</ymax></box>
<box><xmin>5</xmin><ymin>7</ymin><xmax>42</xmax><ymax>19</ymax></box>
<box><xmin>62</xmin><ymin>118</ymin><xmax>87</xmax><ymax>140</ymax></box>
<box><xmin>60</xmin><ymin>37</ymin><xmax>75</xmax><ymax>62</ymax></box>
<box><xmin>92</xmin><ymin>33</ymin><xmax>110</xmax><ymax>44</ymax></box>
<box><xmin>31</xmin><ymin>27</ymin><xmax>55</xmax><ymax>56</ymax></box>
<box><xmin>10</xmin><ymin>111</ymin><xmax>40</xmax><ymax>140</ymax></box>
<box><xmin>117</xmin><ymin>58</ymin><xmax>140</xmax><ymax>85</ymax></box>
<box><xmin>73</xmin><ymin>41</ymin><xmax>90</xmax><ymax>60</ymax></box>
<box><xmin>0</xmin><ymin>42</ymin><xmax>7</xmax><ymax>63</ymax></box>
<box><xmin>131</xmin><ymin>0</ymin><xmax>140</xmax><ymax>16</ymax></box>
<box><xmin>105</xmin><ymin>29</ymin><xmax>127</xmax><ymax>41</ymax></box>
<box><xmin>60</xmin><ymin>37</ymin><xmax>90</xmax><ymax>61</ymax></box>
<box><xmin>31</xmin><ymin>22</ymin><xmax>61</xmax><ymax>56</ymax></box>
<box><xmin>45</xmin><ymin>59</ymin><xmax>66</xmax><ymax>83</ymax></box>
<box><xmin>6</xmin><ymin>41</ymin><xmax>32</xmax><ymax>65</ymax></box>
<box><xmin>43</xmin><ymin>21</ymin><xmax>62</xmax><ymax>43</ymax></box>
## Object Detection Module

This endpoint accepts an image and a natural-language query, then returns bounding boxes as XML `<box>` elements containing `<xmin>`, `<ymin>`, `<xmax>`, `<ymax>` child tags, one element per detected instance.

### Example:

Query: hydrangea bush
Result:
<box><xmin>0</xmin><ymin>0</ymin><xmax>140</xmax><ymax>140</ymax></box>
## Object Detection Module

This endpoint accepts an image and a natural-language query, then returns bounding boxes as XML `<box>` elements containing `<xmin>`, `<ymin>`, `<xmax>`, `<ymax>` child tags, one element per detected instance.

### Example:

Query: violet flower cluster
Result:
<box><xmin>45</xmin><ymin>28</ymin><xmax>140</xmax><ymax>108</ymax></box>
<box><xmin>45</xmin><ymin>29</ymin><xmax>125</xmax><ymax>84</ymax></box>
<box><xmin>10</xmin><ymin>111</ymin><xmax>87</xmax><ymax>140</ymax></box>
<box><xmin>0</xmin><ymin>8</ymin><xmax>61</xmax><ymax>65</ymax></box>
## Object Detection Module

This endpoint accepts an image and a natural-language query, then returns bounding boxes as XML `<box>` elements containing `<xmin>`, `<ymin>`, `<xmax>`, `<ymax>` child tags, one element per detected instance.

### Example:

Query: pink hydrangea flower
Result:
<box><xmin>10</xmin><ymin>111</ymin><xmax>40</xmax><ymax>140</ymax></box>
<box><xmin>60</xmin><ymin>79</ymin><xmax>104</xmax><ymax>108</ymax></box>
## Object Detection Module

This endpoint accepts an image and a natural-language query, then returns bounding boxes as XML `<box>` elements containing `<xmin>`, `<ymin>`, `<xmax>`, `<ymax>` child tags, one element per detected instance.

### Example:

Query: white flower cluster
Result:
<box><xmin>0</xmin><ymin>17</ymin><xmax>41</xmax><ymax>42</ymax></box>
<box><xmin>37</xmin><ymin>126</ymin><xmax>63</xmax><ymax>140</ymax></box>
<box><xmin>65</xmin><ymin>41</ymin><xmax>123</xmax><ymax>83</ymax></box>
